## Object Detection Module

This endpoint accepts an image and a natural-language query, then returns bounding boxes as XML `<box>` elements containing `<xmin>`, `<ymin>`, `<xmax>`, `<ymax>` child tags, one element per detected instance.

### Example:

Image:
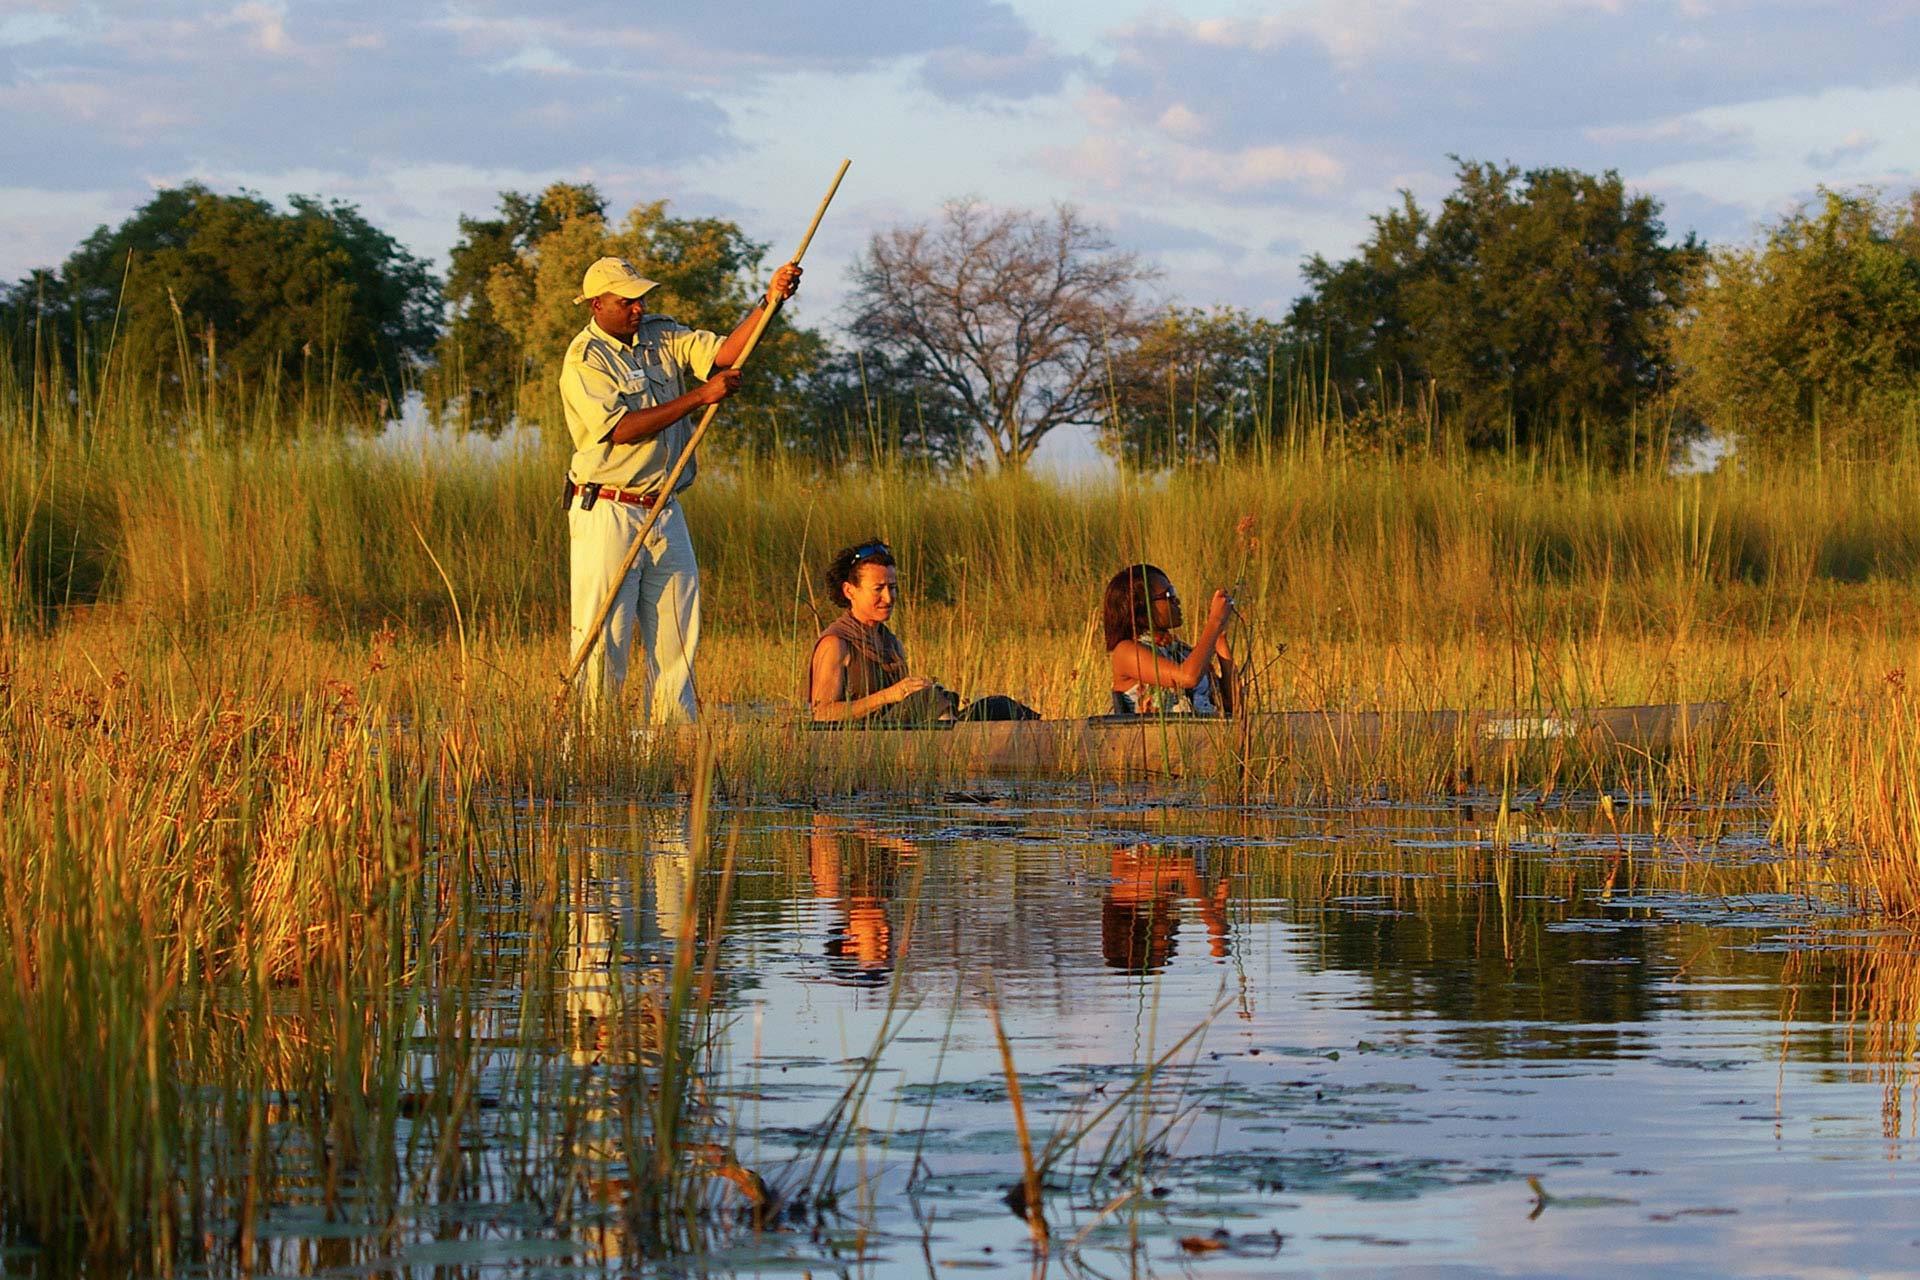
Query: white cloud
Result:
<box><xmin>1160</xmin><ymin>0</ymin><xmax>1640</xmax><ymax>65</ymax></box>
<box><xmin>489</xmin><ymin>43</ymin><xmax>576</xmax><ymax>75</ymax></box>
<box><xmin>1584</xmin><ymin>117</ymin><xmax>1750</xmax><ymax>150</ymax></box>
<box><xmin>1157</xmin><ymin>102</ymin><xmax>1207</xmax><ymax>141</ymax></box>
<box><xmin>1202</xmin><ymin>144</ymin><xmax>1345</xmax><ymax>192</ymax></box>
<box><xmin>1</xmin><ymin>77</ymin><xmax>114</xmax><ymax>121</ymax></box>
<box><xmin>0</xmin><ymin>8</ymin><xmax>76</xmax><ymax>47</ymax></box>
<box><xmin>1039</xmin><ymin>135</ymin><xmax>1138</xmax><ymax>191</ymax></box>
<box><xmin>1634</xmin><ymin>84</ymin><xmax>1920</xmax><ymax>216</ymax></box>
<box><xmin>4</xmin><ymin>0</ymin><xmax>1918</xmax><ymax>326</ymax></box>
<box><xmin>1043</xmin><ymin>136</ymin><xmax>1345</xmax><ymax>198</ymax></box>
<box><xmin>920</xmin><ymin>40</ymin><xmax>1072</xmax><ymax>100</ymax></box>
<box><xmin>222</xmin><ymin>3</ymin><xmax>293</xmax><ymax>56</ymax></box>
<box><xmin>1079</xmin><ymin>85</ymin><xmax>1135</xmax><ymax>131</ymax></box>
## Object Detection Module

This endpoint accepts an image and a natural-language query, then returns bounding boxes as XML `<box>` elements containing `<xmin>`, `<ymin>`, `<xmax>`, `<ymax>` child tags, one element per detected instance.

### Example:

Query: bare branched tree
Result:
<box><xmin>848</xmin><ymin>199</ymin><xmax>1154</xmax><ymax>469</ymax></box>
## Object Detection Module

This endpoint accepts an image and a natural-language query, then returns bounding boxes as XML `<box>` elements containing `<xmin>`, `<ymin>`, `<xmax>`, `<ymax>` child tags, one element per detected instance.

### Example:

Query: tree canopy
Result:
<box><xmin>427</xmin><ymin>182</ymin><xmax>606</xmax><ymax>434</ymax></box>
<box><xmin>848</xmin><ymin>200</ymin><xmax>1153</xmax><ymax>469</ymax></box>
<box><xmin>1286</xmin><ymin>160</ymin><xmax>1703</xmax><ymax>461</ymax></box>
<box><xmin>1102</xmin><ymin>306</ymin><xmax>1288</xmax><ymax>468</ymax></box>
<box><xmin>1</xmin><ymin>184</ymin><xmax>438</xmax><ymax>424</ymax></box>
<box><xmin>22</xmin><ymin>167</ymin><xmax>1920</xmax><ymax>472</ymax></box>
<box><xmin>1674</xmin><ymin>188</ymin><xmax>1920</xmax><ymax>458</ymax></box>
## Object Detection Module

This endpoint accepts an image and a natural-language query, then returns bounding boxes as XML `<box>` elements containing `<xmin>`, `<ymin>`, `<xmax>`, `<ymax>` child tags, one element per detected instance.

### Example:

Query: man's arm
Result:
<box><xmin>713</xmin><ymin>263</ymin><xmax>803</xmax><ymax>370</ymax></box>
<box><xmin>602</xmin><ymin>369</ymin><xmax>741</xmax><ymax>446</ymax></box>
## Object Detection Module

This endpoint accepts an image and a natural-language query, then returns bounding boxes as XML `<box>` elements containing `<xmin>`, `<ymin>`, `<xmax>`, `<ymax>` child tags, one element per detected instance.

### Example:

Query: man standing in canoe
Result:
<box><xmin>562</xmin><ymin>255</ymin><xmax>801</xmax><ymax>721</ymax></box>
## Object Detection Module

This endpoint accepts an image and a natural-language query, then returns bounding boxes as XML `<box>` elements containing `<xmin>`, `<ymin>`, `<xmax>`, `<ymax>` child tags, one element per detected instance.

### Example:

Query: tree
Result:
<box><xmin>787</xmin><ymin>348</ymin><xmax>977</xmax><ymax>469</ymax></box>
<box><xmin>1287</xmin><ymin>193</ymin><xmax>1432</xmax><ymax>417</ymax></box>
<box><xmin>847</xmin><ymin>200</ymin><xmax>1153</xmax><ymax>469</ymax></box>
<box><xmin>427</xmin><ymin>183</ymin><xmax>604</xmax><ymax>432</ymax></box>
<box><xmin>1</xmin><ymin>184</ymin><xmax>437</xmax><ymax>424</ymax></box>
<box><xmin>475</xmin><ymin>188</ymin><xmax>825</xmax><ymax>453</ymax></box>
<box><xmin>1102</xmin><ymin>306</ymin><xmax>1289</xmax><ymax>468</ymax></box>
<box><xmin>1286</xmin><ymin>160</ymin><xmax>1703</xmax><ymax>460</ymax></box>
<box><xmin>1675</xmin><ymin>188</ymin><xmax>1920</xmax><ymax>458</ymax></box>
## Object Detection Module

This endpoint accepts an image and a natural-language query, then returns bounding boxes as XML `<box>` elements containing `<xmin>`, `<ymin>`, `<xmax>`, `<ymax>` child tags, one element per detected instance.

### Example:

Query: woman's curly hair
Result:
<box><xmin>824</xmin><ymin>540</ymin><xmax>896</xmax><ymax>608</ymax></box>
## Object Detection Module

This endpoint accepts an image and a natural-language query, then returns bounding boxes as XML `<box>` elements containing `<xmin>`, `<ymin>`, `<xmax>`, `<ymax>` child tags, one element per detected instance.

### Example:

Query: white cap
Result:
<box><xmin>573</xmin><ymin>257</ymin><xmax>660</xmax><ymax>305</ymax></box>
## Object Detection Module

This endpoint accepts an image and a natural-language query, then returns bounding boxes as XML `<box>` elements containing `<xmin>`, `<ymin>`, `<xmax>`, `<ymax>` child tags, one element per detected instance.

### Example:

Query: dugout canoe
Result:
<box><xmin>797</xmin><ymin>701</ymin><xmax>1727</xmax><ymax>779</ymax></box>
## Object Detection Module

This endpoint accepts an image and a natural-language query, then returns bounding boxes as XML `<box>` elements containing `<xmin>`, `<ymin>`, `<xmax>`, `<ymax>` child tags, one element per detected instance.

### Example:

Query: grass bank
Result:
<box><xmin>0</xmin><ymin>660</ymin><xmax>779</xmax><ymax>1271</ymax></box>
<box><xmin>7</xmin><ymin>375</ymin><xmax>1920</xmax><ymax>862</ymax></box>
<box><xmin>10</xmin><ymin>357</ymin><xmax>1920</xmax><ymax>643</ymax></box>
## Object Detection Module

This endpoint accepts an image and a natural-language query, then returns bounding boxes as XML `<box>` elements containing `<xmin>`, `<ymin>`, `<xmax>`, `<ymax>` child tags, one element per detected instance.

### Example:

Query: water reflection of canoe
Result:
<box><xmin>804</xmin><ymin>702</ymin><xmax>1728</xmax><ymax>778</ymax></box>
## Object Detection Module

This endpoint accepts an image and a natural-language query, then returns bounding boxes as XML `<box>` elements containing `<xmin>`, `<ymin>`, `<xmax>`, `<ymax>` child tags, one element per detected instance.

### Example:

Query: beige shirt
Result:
<box><xmin>560</xmin><ymin>315</ymin><xmax>723</xmax><ymax>493</ymax></box>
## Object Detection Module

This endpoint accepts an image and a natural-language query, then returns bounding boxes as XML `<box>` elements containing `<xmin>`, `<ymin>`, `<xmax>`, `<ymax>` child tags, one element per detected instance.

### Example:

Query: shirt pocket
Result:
<box><xmin>612</xmin><ymin>366</ymin><xmax>650</xmax><ymax>410</ymax></box>
<box><xmin>643</xmin><ymin>356</ymin><xmax>678</xmax><ymax>405</ymax></box>
<box><xmin>622</xmin><ymin>355</ymin><xmax>677</xmax><ymax>409</ymax></box>
<box><xmin>645</xmin><ymin>366</ymin><xmax>675</xmax><ymax>405</ymax></box>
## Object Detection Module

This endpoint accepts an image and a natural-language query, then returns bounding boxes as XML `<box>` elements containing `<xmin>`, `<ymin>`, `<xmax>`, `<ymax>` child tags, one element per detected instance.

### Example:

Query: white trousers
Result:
<box><xmin>568</xmin><ymin>496</ymin><xmax>701</xmax><ymax>723</ymax></box>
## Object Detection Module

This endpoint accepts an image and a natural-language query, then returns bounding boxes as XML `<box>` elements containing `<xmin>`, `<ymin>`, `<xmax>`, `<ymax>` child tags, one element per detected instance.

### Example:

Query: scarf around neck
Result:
<box><xmin>808</xmin><ymin>611</ymin><xmax>908</xmax><ymax>704</ymax></box>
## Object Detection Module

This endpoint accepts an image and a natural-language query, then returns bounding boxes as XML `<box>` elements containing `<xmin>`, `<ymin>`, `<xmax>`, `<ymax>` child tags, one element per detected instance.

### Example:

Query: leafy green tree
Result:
<box><xmin>788</xmin><ymin>348</ymin><xmax>977</xmax><ymax>469</ymax></box>
<box><xmin>1675</xmin><ymin>188</ymin><xmax>1920</xmax><ymax>458</ymax></box>
<box><xmin>1</xmin><ymin>184</ymin><xmax>437</xmax><ymax>424</ymax></box>
<box><xmin>1102</xmin><ymin>306</ymin><xmax>1289</xmax><ymax>467</ymax></box>
<box><xmin>1286</xmin><ymin>160</ymin><xmax>1703</xmax><ymax>460</ymax></box>
<box><xmin>427</xmin><ymin>183</ymin><xmax>604</xmax><ymax>432</ymax></box>
<box><xmin>1287</xmin><ymin>193</ymin><xmax>1431</xmax><ymax>414</ymax></box>
<box><xmin>480</xmin><ymin>190</ymin><xmax>824</xmax><ymax>455</ymax></box>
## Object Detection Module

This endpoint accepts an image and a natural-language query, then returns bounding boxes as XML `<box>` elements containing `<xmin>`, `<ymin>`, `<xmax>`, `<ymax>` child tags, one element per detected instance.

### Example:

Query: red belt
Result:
<box><xmin>569</xmin><ymin>483</ymin><xmax>659</xmax><ymax>508</ymax></box>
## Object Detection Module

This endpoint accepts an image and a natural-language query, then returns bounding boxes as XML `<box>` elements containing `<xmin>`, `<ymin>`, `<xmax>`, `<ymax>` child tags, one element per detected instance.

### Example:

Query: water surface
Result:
<box><xmin>530</xmin><ymin>790</ymin><xmax>1920</xmax><ymax>1277</ymax></box>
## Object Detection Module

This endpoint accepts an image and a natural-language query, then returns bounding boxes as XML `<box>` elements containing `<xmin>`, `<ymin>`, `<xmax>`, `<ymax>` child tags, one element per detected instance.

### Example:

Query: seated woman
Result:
<box><xmin>807</xmin><ymin>540</ymin><xmax>1036</xmax><ymax>724</ymax></box>
<box><xmin>1102</xmin><ymin>563</ymin><xmax>1237</xmax><ymax>716</ymax></box>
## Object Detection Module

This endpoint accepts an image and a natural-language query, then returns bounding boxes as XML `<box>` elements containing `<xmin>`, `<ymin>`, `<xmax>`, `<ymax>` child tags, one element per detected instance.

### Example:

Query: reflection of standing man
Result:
<box><xmin>562</xmin><ymin>256</ymin><xmax>801</xmax><ymax>721</ymax></box>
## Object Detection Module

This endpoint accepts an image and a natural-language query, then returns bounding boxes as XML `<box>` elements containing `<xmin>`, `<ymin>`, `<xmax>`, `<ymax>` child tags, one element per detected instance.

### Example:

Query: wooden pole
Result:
<box><xmin>561</xmin><ymin>159</ymin><xmax>851</xmax><ymax>701</ymax></box>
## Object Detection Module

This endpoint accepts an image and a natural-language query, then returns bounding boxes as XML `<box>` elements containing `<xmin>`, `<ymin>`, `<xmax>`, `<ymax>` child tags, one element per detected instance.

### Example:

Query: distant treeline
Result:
<box><xmin>3</xmin><ymin>160</ymin><xmax>1918</xmax><ymax>468</ymax></box>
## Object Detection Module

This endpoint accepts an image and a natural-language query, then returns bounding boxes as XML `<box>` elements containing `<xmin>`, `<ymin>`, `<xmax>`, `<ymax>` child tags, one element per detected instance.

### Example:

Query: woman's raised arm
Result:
<box><xmin>1110</xmin><ymin>589</ymin><xmax>1234</xmax><ymax>691</ymax></box>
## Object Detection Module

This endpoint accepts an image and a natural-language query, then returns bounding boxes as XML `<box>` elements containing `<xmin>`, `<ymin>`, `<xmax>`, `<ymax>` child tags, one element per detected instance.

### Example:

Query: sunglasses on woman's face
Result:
<box><xmin>852</xmin><ymin>541</ymin><xmax>891</xmax><ymax>563</ymax></box>
<box><xmin>1151</xmin><ymin>587</ymin><xmax>1179</xmax><ymax>603</ymax></box>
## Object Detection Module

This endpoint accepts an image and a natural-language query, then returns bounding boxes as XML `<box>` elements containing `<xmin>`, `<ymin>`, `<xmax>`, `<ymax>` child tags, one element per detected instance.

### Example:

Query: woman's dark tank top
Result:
<box><xmin>805</xmin><ymin>612</ymin><xmax>908</xmax><ymax>707</ymax></box>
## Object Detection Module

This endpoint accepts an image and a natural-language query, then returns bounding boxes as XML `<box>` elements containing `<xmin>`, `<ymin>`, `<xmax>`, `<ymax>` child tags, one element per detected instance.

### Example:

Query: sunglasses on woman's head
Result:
<box><xmin>852</xmin><ymin>541</ymin><xmax>891</xmax><ymax>563</ymax></box>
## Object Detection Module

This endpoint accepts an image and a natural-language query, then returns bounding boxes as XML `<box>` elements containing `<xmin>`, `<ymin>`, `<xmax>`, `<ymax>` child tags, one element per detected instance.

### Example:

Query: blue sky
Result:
<box><xmin>3</xmin><ymin>0</ymin><xmax>1917</xmax><ymax>333</ymax></box>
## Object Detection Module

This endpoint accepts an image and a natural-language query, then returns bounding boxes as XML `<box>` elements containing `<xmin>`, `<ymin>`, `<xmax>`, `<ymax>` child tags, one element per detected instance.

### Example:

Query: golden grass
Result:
<box><xmin>0</xmin><ymin>611</ymin><xmax>1912</xmax><ymax>1269</ymax></box>
<box><xmin>0</xmin><ymin>648</ymin><xmax>768</xmax><ymax>1270</ymax></box>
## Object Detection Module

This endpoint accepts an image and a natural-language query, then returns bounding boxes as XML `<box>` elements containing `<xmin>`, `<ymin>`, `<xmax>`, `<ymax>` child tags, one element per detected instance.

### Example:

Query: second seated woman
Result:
<box><xmin>1102</xmin><ymin>563</ymin><xmax>1237</xmax><ymax>716</ymax></box>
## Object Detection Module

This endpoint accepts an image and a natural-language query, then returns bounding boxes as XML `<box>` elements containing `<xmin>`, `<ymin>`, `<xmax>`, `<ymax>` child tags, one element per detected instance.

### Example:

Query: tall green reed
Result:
<box><xmin>12</xmin><ymin>350</ymin><xmax>1920</xmax><ymax>895</ymax></box>
<box><xmin>0</xmin><ymin>646</ymin><xmax>774</xmax><ymax>1272</ymax></box>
